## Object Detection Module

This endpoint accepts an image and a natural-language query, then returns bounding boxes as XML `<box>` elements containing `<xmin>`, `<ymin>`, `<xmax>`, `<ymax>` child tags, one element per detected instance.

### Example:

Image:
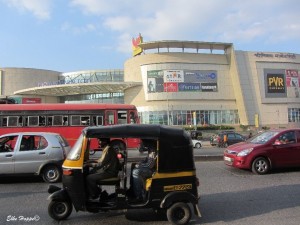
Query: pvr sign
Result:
<box><xmin>267</xmin><ymin>74</ymin><xmax>286</xmax><ymax>93</ymax></box>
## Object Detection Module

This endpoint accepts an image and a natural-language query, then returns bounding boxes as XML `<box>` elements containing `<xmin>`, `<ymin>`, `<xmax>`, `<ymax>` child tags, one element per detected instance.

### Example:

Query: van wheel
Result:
<box><xmin>252</xmin><ymin>157</ymin><xmax>270</xmax><ymax>175</ymax></box>
<box><xmin>48</xmin><ymin>200</ymin><xmax>72</xmax><ymax>220</ymax></box>
<box><xmin>42</xmin><ymin>165</ymin><xmax>61</xmax><ymax>183</ymax></box>
<box><xmin>167</xmin><ymin>202</ymin><xmax>191</xmax><ymax>225</ymax></box>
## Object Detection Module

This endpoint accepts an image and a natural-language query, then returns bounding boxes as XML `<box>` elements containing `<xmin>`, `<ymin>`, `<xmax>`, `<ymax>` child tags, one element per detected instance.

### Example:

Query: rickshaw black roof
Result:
<box><xmin>84</xmin><ymin>124</ymin><xmax>195</xmax><ymax>173</ymax></box>
<box><xmin>84</xmin><ymin>124</ymin><xmax>189</xmax><ymax>142</ymax></box>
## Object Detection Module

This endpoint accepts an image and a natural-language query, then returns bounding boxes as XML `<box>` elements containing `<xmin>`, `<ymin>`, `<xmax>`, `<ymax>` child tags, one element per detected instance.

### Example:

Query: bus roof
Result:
<box><xmin>0</xmin><ymin>103</ymin><xmax>137</xmax><ymax>111</ymax></box>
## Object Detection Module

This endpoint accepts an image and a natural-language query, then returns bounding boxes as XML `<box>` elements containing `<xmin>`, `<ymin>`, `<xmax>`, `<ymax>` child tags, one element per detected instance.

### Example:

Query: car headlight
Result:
<box><xmin>237</xmin><ymin>148</ymin><xmax>253</xmax><ymax>157</ymax></box>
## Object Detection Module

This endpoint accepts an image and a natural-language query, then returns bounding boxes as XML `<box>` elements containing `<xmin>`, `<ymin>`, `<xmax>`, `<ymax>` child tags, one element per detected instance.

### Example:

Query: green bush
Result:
<box><xmin>183</xmin><ymin>125</ymin><xmax>235</xmax><ymax>131</ymax></box>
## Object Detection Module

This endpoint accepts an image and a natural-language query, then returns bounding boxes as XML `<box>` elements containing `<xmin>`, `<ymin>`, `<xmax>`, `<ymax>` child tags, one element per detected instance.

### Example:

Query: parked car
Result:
<box><xmin>210</xmin><ymin>131</ymin><xmax>246</xmax><ymax>147</ymax></box>
<box><xmin>192</xmin><ymin>139</ymin><xmax>202</xmax><ymax>148</ymax></box>
<box><xmin>0</xmin><ymin>132</ymin><xmax>71</xmax><ymax>182</ymax></box>
<box><xmin>190</xmin><ymin>130</ymin><xmax>203</xmax><ymax>140</ymax></box>
<box><xmin>224</xmin><ymin>128</ymin><xmax>300</xmax><ymax>174</ymax></box>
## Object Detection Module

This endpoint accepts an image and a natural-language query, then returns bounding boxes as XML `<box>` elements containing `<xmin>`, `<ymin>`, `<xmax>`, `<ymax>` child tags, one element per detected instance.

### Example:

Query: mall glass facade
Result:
<box><xmin>139</xmin><ymin>109</ymin><xmax>239</xmax><ymax>126</ymax></box>
<box><xmin>288</xmin><ymin>108</ymin><xmax>300</xmax><ymax>122</ymax></box>
<box><xmin>59</xmin><ymin>70</ymin><xmax>125</xmax><ymax>103</ymax></box>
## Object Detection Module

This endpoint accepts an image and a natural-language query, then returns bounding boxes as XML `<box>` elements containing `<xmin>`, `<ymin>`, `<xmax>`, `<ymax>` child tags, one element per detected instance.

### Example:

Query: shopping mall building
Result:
<box><xmin>1</xmin><ymin>38</ymin><xmax>300</xmax><ymax>128</ymax></box>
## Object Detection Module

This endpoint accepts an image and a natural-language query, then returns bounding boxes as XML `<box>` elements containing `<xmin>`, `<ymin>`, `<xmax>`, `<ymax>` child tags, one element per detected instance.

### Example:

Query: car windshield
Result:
<box><xmin>250</xmin><ymin>131</ymin><xmax>279</xmax><ymax>144</ymax></box>
<box><xmin>67</xmin><ymin>134</ymin><xmax>84</xmax><ymax>161</ymax></box>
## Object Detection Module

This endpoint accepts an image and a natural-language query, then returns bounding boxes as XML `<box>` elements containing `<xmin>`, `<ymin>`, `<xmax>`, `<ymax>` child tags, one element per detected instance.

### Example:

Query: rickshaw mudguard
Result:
<box><xmin>47</xmin><ymin>188</ymin><xmax>70</xmax><ymax>202</ymax></box>
<box><xmin>160</xmin><ymin>191</ymin><xmax>201</xmax><ymax>217</ymax></box>
<box><xmin>160</xmin><ymin>191</ymin><xmax>198</xmax><ymax>209</ymax></box>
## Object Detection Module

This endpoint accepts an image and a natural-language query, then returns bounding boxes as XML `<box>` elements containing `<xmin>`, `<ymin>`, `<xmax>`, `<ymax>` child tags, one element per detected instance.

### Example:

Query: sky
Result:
<box><xmin>0</xmin><ymin>0</ymin><xmax>299</xmax><ymax>72</ymax></box>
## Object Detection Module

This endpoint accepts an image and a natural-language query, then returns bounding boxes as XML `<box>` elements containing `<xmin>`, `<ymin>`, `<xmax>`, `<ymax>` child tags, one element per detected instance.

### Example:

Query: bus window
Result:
<box><xmin>18</xmin><ymin>116</ymin><xmax>23</xmax><ymax>126</ymax></box>
<box><xmin>71</xmin><ymin>115</ymin><xmax>90</xmax><ymax>126</ymax></box>
<box><xmin>39</xmin><ymin>116</ymin><xmax>46</xmax><ymax>126</ymax></box>
<box><xmin>97</xmin><ymin>116</ymin><xmax>103</xmax><ymax>126</ymax></box>
<box><xmin>81</xmin><ymin>116</ymin><xmax>90</xmax><ymax>125</ymax></box>
<box><xmin>1</xmin><ymin>117</ymin><xmax>8</xmax><ymax>127</ymax></box>
<box><xmin>118</xmin><ymin>111</ymin><xmax>127</xmax><ymax>124</ymax></box>
<box><xmin>63</xmin><ymin>116</ymin><xmax>68</xmax><ymax>125</ymax></box>
<box><xmin>28</xmin><ymin>116</ymin><xmax>39</xmax><ymax>127</ymax></box>
<box><xmin>106</xmin><ymin>111</ymin><xmax>115</xmax><ymax>125</ymax></box>
<box><xmin>47</xmin><ymin>117</ymin><xmax>53</xmax><ymax>126</ymax></box>
<box><xmin>8</xmin><ymin>116</ymin><xmax>18</xmax><ymax>127</ymax></box>
<box><xmin>53</xmin><ymin>116</ymin><xmax>63</xmax><ymax>126</ymax></box>
<box><xmin>92</xmin><ymin>116</ymin><xmax>103</xmax><ymax>126</ymax></box>
<box><xmin>71</xmin><ymin>115</ymin><xmax>80</xmax><ymax>126</ymax></box>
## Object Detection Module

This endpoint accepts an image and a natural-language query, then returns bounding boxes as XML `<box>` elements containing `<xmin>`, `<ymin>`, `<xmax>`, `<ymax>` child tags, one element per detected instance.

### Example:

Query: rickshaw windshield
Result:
<box><xmin>67</xmin><ymin>134</ymin><xmax>84</xmax><ymax>161</ymax></box>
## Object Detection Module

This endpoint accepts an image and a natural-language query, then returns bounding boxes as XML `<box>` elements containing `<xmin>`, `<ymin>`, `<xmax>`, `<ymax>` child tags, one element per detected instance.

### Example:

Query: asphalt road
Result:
<box><xmin>1</xmin><ymin>160</ymin><xmax>300</xmax><ymax>225</ymax></box>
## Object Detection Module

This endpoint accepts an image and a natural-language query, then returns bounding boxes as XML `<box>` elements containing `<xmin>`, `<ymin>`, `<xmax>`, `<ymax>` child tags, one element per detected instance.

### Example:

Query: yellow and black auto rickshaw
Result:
<box><xmin>47</xmin><ymin>124</ymin><xmax>201</xmax><ymax>225</ymax></box>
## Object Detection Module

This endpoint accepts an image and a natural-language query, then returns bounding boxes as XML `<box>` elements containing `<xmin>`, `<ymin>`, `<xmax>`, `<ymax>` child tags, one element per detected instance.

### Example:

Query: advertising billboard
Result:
<box><xmin>147</xmin><ymin>70</ymin><xmax>218</xmax><ymax>93</ymax></box>
<box><xmin>264</xmin><ymin>69</ymin><xmax>287</xmax><ymax>98</ymax></box>
<box><xmin>286</xmin><ymin>69</ymin><xmax>300</xmax><ymax>98</ymax></box>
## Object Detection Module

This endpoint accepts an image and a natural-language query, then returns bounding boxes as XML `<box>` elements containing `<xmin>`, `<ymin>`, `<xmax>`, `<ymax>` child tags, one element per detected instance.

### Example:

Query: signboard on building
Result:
<box><xmin>22</xmin><ymin>98</ymin><xmax>42</xmax><ymax>104</ymax></box>
<box><xmin>147</xmin><ymin>69</ymin><xmax>218</xmax><ymax>93</ymax></box>
<box><xmin>164</xmin><ymin>70</ymin><xmax>184</xmax><ymax>83</ymax></box>
<box><xmin>286</xmin><ymin>69</ymin><xmax>300</xmax><ymax>98</ymax></box>
<box><xmin>264</xmin><ymin>69</ymin><xmax>287</xmax><ymax>98</ymax></box>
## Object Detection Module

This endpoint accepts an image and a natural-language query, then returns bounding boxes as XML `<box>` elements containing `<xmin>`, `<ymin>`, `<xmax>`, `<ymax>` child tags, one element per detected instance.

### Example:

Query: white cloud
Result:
<box><xmin>69</xmin><ymin>0</ymin><xmax>115</xmax><ymax>15</ymax></box>
<box><xmin>69</xmin><ymin>0</ymin><xmax>300</xmax><ymax>53</ymax></box>
<box><xmin>3</xmin><ymin>0</ymin><xmax>52</xmax><ymax>20</ymax></box>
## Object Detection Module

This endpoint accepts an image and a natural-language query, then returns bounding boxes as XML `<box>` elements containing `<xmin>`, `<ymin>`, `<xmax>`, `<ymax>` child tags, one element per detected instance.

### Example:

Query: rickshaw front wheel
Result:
<box><xmin>48</xmin><ymin>200</ymin><xmax>73</xmax><ymax>221</ymax></box>
<box><xmin>166</xmin><ymin>202</ymin><xmax>191</xmax><ymax>225</ymax></box>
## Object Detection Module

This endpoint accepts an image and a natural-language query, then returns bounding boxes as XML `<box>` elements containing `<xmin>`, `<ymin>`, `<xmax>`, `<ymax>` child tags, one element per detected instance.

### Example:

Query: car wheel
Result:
<box><xmin>166</xmin><ymin>202</ymin><xmax>191</xmax><ymax>225</ymax></box>
<box><xmin>252</xmin><ymin>157</ymin><xmax>270</xmax><ymax>175</ymax></box>
<box><xmin>42</xmin><ymin>165</ymin><xmax>62</xmax><ymax>183</ymax></box>
<box><xmin>195</xmin><ymin>143</ymin><xmax>201</xmax><ymax>148</ymax></box>
<box><xmin>48</xmin><ymin>200</ymin><xmax>72</xmax><ymax>221</ymax></box>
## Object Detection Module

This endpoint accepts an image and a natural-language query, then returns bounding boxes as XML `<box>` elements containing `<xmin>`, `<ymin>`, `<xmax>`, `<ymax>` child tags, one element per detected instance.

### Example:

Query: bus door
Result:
<box><xmin>105</xmin><ymin>111</ymin><xmax>116</xmax><ymax>125</ymax></box>
<box><xmin>128</xmin><ymin>110</ymin><xmax>138</xmax><ymax>124</ymax></box>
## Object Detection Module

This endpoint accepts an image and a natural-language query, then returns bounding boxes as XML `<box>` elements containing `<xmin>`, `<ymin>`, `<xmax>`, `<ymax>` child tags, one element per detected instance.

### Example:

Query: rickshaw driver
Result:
<box><xmin>85</xmin><ymin>138</ymin><xmax>120</xmax><ymax>200</ymax></box>
<box><xmin>131</xmin><ymin>139</ymin><xmax>157</xmax><ymax>202</ymax></box>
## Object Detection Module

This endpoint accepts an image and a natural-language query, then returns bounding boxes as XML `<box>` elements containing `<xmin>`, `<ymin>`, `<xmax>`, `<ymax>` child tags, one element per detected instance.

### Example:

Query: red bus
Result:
<box><xmin>0</xmin><ymin>103</ymin><xmax>140</xmax><ymax>148</ymax></box>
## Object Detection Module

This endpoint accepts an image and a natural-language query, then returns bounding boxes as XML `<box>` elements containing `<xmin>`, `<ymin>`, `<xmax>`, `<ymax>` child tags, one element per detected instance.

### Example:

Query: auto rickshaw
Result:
<box><xmin>47</xmin><ymin>124</ymin><xmax>201</xmax><ymax>225</ymax></box>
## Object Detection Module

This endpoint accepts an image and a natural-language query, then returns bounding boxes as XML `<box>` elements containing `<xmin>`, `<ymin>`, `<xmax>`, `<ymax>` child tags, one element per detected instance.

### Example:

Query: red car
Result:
<box><xmin>224</xmin><ymin>128</ymin><xmax>300</xmax><ymax>174</ymax></box>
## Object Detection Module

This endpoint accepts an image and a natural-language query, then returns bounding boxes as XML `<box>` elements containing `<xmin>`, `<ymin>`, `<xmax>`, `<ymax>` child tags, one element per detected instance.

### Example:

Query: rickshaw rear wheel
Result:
<box><xmin>166</xmin><ymin>202</ymin><xmax>191</xmax><ymax>225</ymax></box>
<box><xmin>48</xmin><ymin>200</ymin><xmax>72</xmax><ymax>221</ymax></box>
